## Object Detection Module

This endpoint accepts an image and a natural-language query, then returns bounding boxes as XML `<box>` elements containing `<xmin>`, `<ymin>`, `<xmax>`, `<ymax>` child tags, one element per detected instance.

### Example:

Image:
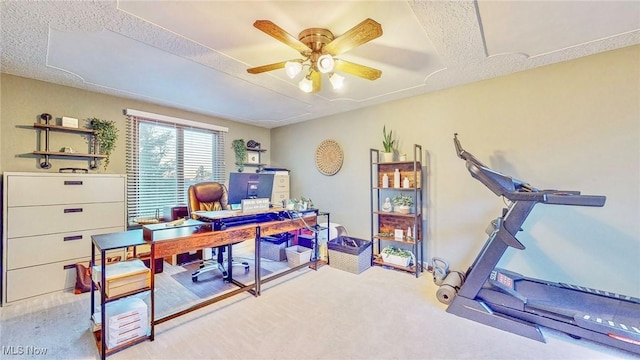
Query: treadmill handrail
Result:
<box><xmin>455</xmin><ymin>134</ymin><xmax>606</xmax><ymax>207</ymax></box>
<box><xmin>544</xmin><ymin>192</ymin><xmax>606</xmax><ymax>207</ymax></box>
<box><xmin>455</xmin><ymin>133</ymin><xmax>489</xmax><ymax>168</ymax></box>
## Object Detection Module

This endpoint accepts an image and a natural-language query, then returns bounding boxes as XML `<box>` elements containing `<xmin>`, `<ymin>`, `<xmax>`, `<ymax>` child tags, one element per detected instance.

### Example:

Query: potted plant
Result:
<box><xmin>232</xmin><ymin>139</ymin><xmax>247</xmax><ymax>172</ymax></box>
<box><xmin>286</xmin><ymin>197</ymin><xmax>314</xmax><ymax>211</ymax></box>
<box><xmin>380</xmin><ymin>246</ymin><xmax>414</xmax><ymax>267</ymax></box>
<box><xmin>392</xmin><ymin>193</ymin><xmax>413</xmax><ymax>214</ymax></box>
<box><xmin>88</xmin><ymin>117</ymin><xmax>118</xmax><ymax>170</ymax></box>
<box><xmin>380</xmin><ymin>125</ymin><xmax>395</xmax><ymax>162</ymax></box>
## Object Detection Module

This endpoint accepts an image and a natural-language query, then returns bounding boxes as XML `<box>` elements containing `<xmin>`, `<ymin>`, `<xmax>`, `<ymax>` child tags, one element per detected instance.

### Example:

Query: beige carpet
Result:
<box><xmin>170</xmin><ymin>262</ymin><xmax>270</xmax><ymax>299</ymax></box>
<box><xmin>0</xmin><ymin>263</ymin><xmax>637</xmax><ymax>360</ymax></box>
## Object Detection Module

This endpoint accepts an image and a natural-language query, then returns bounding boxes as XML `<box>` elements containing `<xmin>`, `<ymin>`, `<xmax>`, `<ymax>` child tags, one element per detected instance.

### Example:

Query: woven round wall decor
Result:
<box><xmin>315</xmin><ymin>139</ymin><xmax>344</xmax><ymax>176</ymax></box>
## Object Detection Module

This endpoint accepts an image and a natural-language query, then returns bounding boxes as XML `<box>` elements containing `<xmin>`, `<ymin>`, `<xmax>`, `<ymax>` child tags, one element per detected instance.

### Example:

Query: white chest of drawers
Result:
<box><xmin>2</xmin><ymin>172</ymin><xmax>126</xmax><ymax>305</ymax></box>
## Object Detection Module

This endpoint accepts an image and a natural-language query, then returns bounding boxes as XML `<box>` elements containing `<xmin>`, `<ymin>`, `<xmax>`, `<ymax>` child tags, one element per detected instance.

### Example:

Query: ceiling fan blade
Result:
<box><xmin>311</xmin><ymin>70</ymin><xmax>321</xmax><ymax>93</ymax></box>
<box><xmin>253</xmin><ymin>20</ymin><xmax>312</xmax><ymax>55</ymax></box>
<box><xmin>323</xmin><ymin>18</ymin><xmax>383</xmax><ymax>56</ymax></box>
<box><xmin>247</xmin><ymin>61</ymin><xmax>288</xmax><ymax>74</ymax></box>
<box><xmin>333</xmin><ymin>59</ymin><xmax>382</xmax><ymax>80</ymax></box>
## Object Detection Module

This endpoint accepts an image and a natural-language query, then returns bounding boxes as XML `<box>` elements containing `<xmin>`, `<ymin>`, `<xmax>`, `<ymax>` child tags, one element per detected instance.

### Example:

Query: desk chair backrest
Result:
<box><xmin>187</xmin><ymin>182</ymin><xmax>230</xmax><ymax>218</ymax></box>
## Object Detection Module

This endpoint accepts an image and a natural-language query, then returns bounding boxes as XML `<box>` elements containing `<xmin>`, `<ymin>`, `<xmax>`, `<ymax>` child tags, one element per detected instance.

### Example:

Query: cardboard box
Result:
<box><xmin>92</xmin><ymin>259</ymin><xmax>150</xmax><ymax>298</ymax></box>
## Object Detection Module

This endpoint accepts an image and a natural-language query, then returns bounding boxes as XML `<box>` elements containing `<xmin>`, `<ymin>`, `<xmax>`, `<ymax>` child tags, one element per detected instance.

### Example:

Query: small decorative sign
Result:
<box><xmin>241</xmin><ymin>198</ymin><xmax>270</xmax><ymax>212</ymax></box>
<box><xmin>61</xmin><ymin>116</ymin><xmax>79</xmax><ymax>128</ymax></box>
<box><xmin>246</xmin><ymin>150</ymin><xmax>260</xmax><ymax>164</ymax></box>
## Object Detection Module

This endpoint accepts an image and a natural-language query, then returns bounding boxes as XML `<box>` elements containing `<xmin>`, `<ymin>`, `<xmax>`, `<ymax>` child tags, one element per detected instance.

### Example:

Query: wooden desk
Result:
<box><xmin>144</xmin><ymin>213</ymin><xmax>317</xmax><ymax>324</ymax></box>
<box><xmin>91</xmin><ymin>209</ymin><xmax>318</xmax><ymax>359</ymax></box>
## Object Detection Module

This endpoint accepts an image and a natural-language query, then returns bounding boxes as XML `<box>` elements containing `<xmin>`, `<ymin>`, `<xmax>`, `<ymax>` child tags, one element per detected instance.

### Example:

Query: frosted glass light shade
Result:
<box><xmin>299</xmin><ymin>76</ymin><xmax>313</xmax><ymax>93</ymax></box>
<box><xmin>317</xmin><ymin>54</ymin><xmax>334</xmax><ymax>74</ymax></box>
<box><xmin>329</xmin><ymin>73</ymin><xmax>345</xmax><ymax>89</ymax></box>
<box><xmin>285</xmin><ymin>61</ymin><xmax>302</xmax><ymax>79</ymax></box>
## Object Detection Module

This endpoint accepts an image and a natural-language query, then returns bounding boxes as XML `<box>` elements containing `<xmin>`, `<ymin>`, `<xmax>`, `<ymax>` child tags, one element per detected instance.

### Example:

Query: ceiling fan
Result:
<box><xmin>247</xmin><ymin>18</ymin><xmax>383</xmax><ymax>93</ymax></box>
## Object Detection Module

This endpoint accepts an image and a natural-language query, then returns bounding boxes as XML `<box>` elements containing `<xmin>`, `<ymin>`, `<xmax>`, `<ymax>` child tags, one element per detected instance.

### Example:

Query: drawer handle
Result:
<box><xmin>63</xmin><ymin>235</ymin><xmax>83</xmax><ymax>241</ymax></box>
<box><xmin>64</xmin><ymin>208</ymin><xmax>83</xmax><ymax>213</ymax></box>
<box><xmin>63</xmin><ymin>264</ymin><xmax>76</xmax><ymax>270</ymax></box>
<box><xmin>64</xmin><ymin>180</ymin><xmax>83</xmax><ymax>185</ymax></box>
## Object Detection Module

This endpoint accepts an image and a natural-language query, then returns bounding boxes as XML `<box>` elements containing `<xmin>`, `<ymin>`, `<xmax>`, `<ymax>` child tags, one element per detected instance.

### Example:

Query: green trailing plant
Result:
<box><xmin>232</xmin><ymin>139</ymin><xmax>247</xmax><ymax>171</ymax></box>
<box><xmin>382</xmin><ymin>125</ymin><xmax>395</xmax><ymax>153</ymax></box>
<box><xmin>392</xmin><ymin>193</ymin><xmax>413</xmax><ymax>207</ymax></box>
<box><xmin>88</xmin><ymin>117</ymin><xmax>118</xmax><ymax>170</ymax></box>
<box><xmin>381</xmin><ymin>246</ymin><xmax>412</xmax><ymax>258</ymax></box>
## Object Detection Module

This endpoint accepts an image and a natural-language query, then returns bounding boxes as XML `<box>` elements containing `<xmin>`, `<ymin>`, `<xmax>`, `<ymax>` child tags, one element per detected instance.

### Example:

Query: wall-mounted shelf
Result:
<box><xmin>32</xmin><ymin>113</ymin><xmax>104</xmax><ymax>169</ymax></box>
<box><xmin>244</xmin><ymin>147</ymin><xmax>267</xmax><ymax>171</ymax></box>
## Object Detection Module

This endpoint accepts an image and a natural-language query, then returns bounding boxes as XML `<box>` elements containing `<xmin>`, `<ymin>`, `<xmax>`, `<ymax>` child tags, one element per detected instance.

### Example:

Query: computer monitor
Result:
<box><xmin>227</xmin><ymin>172</ymin><xmax>274</xmax><ymax>206</ymax></box>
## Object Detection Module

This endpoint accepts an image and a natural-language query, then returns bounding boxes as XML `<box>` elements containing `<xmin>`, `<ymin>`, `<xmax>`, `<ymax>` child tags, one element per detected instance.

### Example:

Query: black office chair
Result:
<box><xmin>187</xmin><ymin>182</ymin><xmax>249</xmax><ymax>282</ymax></box>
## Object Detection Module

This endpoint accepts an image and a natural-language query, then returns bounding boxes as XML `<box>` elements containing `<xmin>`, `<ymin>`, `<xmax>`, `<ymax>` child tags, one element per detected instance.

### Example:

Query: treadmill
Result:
<box><xmin>445</xmin><ymin>134</ymin><xmax>640</xmax><ymax>355</ymax></box>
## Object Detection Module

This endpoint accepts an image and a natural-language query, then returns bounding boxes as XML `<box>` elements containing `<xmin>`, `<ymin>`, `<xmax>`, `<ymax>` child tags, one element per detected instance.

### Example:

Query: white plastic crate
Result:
<box><xmin>285</xmin><ymin>245</ymin><xmax>312</xmax><ymax>268</ymax></box>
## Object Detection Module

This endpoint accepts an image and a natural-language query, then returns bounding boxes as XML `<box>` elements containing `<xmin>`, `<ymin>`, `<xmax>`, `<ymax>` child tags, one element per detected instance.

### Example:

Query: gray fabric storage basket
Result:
<box><xmin>260</xmin><ymin>235</ymin><xmax>289</xmax><ymax>261</ymax></box>
<box><xmin>327</xmin><ymin>236</ymin><xmax>372</xmax><ymax>274</ymax></box>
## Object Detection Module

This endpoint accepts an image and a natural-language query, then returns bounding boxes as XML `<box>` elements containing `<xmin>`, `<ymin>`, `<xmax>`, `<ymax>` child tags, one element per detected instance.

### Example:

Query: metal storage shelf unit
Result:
<box><xmin>370</xmin><ymin>144</ymin><xmax>425</xmax><ymax>277</ymax></box>
<box><xmin>91</xmin><ymin>231</ymin><xmax>153</xmax><ymax>360</ymax></box>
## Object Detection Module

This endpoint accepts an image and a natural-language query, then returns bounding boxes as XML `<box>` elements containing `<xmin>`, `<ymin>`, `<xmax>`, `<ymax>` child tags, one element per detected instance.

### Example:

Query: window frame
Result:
<box><xmin>125</xmin><ymin>109</ymin><xmax>228</xmax><ymax>223</ymax></box>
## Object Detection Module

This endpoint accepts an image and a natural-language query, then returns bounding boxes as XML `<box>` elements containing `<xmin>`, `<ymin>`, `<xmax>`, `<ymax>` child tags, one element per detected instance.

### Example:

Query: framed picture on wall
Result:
<box><xmin>246</xmin><ymin>150</ymin><xmax>260</xmax><ymax>164</ymax></box>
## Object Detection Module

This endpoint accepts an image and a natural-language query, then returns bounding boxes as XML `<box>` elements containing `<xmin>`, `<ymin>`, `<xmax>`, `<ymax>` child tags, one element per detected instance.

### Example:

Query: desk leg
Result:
<box><xmin>150</xmin><ymin>243</ymin><xmax>155</xmax><ymax>341</ymax></box>
<box><xmin>226</xmin><ymin>244</ymin><xmax>233</xmax><ymax>283</ymax></box>
<box><xmin>255</xmin><ymin>227</ymin><xmax>261</xmax><ymax>296</ymax></box>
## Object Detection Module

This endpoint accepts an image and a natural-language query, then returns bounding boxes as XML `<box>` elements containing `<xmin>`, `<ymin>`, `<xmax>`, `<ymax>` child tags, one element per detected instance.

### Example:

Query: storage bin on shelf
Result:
<box><xmin>284</xmin><ymin>245</ymin><xmax>312</xmax><ymax>268</ymax></box>
<box><xmin>92</xmin><ymin>259</ymin><xmax>151</xmax><ymax>298</ymax></box>
<box><xmin>92</xmin><ymin>296</ymin><xmax>150</xmax><ymax>349</ymax></box>
<box><xmin>327</xmin><ymin>236</ymin><xmax>372</xmax><ymax>274</ymax></box>
<box><xmin>379</xmin><ymin>246</ymin><xmax>415</xmax><ymax>267</ymax></box>
<box><xmin>260</xmin><ymin>233</ymin><xmax>291</xmax><ymax>261</ymax></box>
<box><xmin>297</xmin><ymin>234</ymin><xmax>317</xmax><ymax>259</ymax></box>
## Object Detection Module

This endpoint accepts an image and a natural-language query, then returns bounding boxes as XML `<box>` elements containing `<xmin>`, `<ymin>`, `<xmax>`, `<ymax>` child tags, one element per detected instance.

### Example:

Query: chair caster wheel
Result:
<box><xmin>192</xmin><ymin>276</ymin><xmax>198</xmax><ymax>282</ymax></box>
<box><xmin>242</xmin><ymin>262</ymin><xmax>250</xmax><ymax>273</ymax></box>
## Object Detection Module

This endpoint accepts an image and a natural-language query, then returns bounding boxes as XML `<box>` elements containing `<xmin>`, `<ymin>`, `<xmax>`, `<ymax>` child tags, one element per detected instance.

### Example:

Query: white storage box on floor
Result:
<box><xmin>285</xmin><ymin>245</ymin><xmax>312</xmax><ymax>268</ymax></box>
<box><xmin>103</xmin><ymin>297</ymin><xmax>149</xmax><ymax>349</ymax></box>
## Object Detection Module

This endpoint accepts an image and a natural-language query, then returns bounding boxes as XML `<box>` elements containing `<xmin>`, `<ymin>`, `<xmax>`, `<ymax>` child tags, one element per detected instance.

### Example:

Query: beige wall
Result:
<box><xmin>272</xmin><ymin>45</ymin><xmax>640</xmax><ymax>296</ymax></box>
<box><xmin>0</xmin><ymin>74</ymin><xmax>270</xmax><ymax>175</ymax></box>
<box><xmin>1</xmin><ymin>46</ymin><xmax>638</xmax><ymax>296</ymax></box>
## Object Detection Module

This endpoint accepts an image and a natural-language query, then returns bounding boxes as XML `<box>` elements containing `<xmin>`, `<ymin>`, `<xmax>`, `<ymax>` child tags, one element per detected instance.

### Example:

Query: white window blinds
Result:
<box><xmin>125</xmin><ymin>110</ymin><xmax>227</xmax><ymax>222</ymax></box>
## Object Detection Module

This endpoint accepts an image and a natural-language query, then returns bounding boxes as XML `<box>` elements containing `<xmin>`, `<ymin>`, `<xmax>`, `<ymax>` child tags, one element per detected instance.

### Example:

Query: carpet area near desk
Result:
<box><xmin>154</xmin><ymin>245</ymin><xmax>289</xmax><ymax>318</ymax></box>
<box><xmin>171</xmin><ymin>262</ymin><xmax>272</xmax><ymax>299</ymax></box>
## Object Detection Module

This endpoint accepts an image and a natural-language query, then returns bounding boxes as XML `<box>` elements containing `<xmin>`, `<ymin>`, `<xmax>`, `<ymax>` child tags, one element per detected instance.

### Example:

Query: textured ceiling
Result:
<box><xmin>1</xmin><ymin>1</ymin><xmax>639</xmax><ymax>128</ymax></box>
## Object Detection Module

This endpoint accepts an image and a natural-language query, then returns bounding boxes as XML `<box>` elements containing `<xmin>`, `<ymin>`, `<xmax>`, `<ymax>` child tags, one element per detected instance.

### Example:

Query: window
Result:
<box><xmin>125</xmin><ymin>109</ymin><xmax>228</xmax><ymax>222</ymax></box>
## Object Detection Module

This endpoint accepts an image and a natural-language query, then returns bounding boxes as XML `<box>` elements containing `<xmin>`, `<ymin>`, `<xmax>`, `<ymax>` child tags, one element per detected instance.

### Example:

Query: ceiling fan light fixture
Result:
<box><xmin>317</xmin><ymin>54</ymin><xmax>335</xmax><ymax>73</ymax></box>
<box><xmin>249</xmin><ymin>18</ymin><xmax>383</xmax><ymax>92</ymax></box>
<box><xmin>329</xmin><ymin>73</ymin><xmax>345</xmax><ymax>90</ymax></box>
<box><xmin>284</xmin><ymin>61</ymin><xmax>303</xmax><ymax>79</ymax></box>
<box><xmin>299</xmin><ymin>75</ymin><xmax>314</xmax><ymax>93</ymax></box>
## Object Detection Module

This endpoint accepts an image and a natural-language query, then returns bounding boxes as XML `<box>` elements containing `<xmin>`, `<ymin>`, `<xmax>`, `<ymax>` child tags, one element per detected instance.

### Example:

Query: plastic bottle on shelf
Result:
<box><xmin>403</xmin><ymin>176</ymin><xmax>410</xmax><ymax>189</ymax></box>
<box><xmin>407</xmin><ymin>226</ymin><xmax>412</xmax><ymax>239</ymax></box>
<box><xmin>394</xmin><ymin>169</ymin><xmax>400</xmax><ymax>188</ymax></box>
<box><xmin>382</xmin><ymin>173</ymin><xmax>389</xmax><ymax>188</ymax></box>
